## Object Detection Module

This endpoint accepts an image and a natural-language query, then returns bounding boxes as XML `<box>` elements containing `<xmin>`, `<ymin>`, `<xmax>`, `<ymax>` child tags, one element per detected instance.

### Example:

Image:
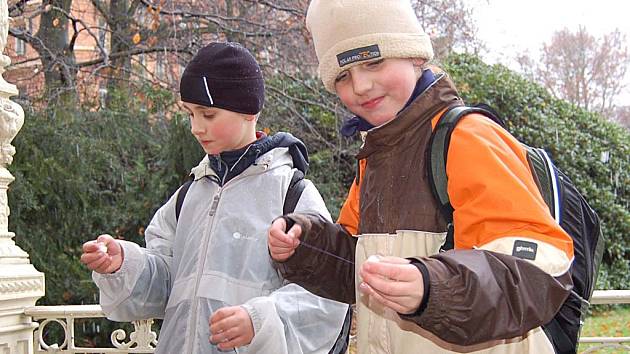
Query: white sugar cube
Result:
<box><xmin>366</xmin><ymin>255</ymin><xmax>382</xmax><ymax>263</ymax></box>
<box><xmin>97</xmin><ymin>242</ymin><xmax>108</xmax><ymax>253</ymax></box>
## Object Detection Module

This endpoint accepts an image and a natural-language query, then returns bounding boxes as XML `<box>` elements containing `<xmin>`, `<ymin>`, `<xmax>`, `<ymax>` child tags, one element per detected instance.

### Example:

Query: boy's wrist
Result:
<box><xmin>399</xmin><ymin>258</ymin><xmax>430</xmax><ymax>317</ymax></box>
<box><xmin>110</xmin><ymin>245</ymin><xmax>124</xmax><ymax>273</ymax></box>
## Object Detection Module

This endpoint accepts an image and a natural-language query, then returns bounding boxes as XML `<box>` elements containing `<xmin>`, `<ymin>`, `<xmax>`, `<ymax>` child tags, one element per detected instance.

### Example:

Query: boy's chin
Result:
<box><xmin>203</xmin><ymin>147</ymin><xmax>222</xmax><ymax>155</ymax></box>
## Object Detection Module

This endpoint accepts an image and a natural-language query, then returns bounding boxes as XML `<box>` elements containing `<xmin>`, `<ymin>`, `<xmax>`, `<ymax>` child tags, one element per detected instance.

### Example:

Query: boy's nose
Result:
<box><xmin>190</xmin><ymin>117</ymin><xmax>205</xmax><ymax>136</ymax></box>
<box><xmin>351</xmin><ymin>74</ymin><xmax>372</xmax><ymax>96</ymax></box>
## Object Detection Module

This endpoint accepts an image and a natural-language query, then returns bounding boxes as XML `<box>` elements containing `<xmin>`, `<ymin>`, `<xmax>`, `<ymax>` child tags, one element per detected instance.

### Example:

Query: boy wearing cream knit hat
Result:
<box><xmin>269</xmin><ymin>1</ymin><xmax>574</xmax><ymax>353</ymax></box>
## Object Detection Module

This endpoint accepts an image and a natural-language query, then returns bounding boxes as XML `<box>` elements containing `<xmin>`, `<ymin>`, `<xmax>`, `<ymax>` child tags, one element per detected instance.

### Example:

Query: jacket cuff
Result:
<box><xmin>398</xmin><ymin>257</ymin><xmax>430</xmax><ymax>319</ymax></box>
<box><xmin>241</xmin><ymin>303</ymin><xmax>261</xmax><ymax>335</ymax></box>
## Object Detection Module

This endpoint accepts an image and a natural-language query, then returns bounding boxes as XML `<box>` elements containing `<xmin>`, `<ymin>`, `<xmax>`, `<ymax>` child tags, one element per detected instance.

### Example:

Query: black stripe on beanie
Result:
<box><xmin>180</xmin><ymin>42</ymin><xmax>265</xmax><ymax>115</ymax></box>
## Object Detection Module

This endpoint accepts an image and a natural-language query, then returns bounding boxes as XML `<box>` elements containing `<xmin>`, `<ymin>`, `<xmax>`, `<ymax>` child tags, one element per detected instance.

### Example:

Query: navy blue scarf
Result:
<box><xmin>340</xmin><ymin>69</ymin><xmax>436</xmax><ymax>137</ymax></box>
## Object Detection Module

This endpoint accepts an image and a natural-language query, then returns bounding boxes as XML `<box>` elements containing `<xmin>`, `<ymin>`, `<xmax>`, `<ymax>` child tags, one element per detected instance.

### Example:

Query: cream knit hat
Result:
<box><xmin>306</xmin><ymin>0</ymin><xmax>434</xmax><ymax>92</ymax></box>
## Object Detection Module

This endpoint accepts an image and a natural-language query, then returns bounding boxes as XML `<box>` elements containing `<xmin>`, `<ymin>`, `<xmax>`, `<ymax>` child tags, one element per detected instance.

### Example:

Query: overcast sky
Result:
<box><xmin>468</xmin><ymin>0</ymin><xmax>630</xmax><ymax>105</ymax></box>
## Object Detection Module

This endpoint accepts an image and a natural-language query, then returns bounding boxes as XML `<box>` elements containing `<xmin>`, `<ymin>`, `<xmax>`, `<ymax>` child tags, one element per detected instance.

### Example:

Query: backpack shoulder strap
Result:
<box><xmin>283</xmin><ymin>169</ymin><xmax>306</xmax><ymax>214</ymax></box>
<box><xmin>175</xmin><ymin>178</ymin><xmax>194</xmax><ymax>222</ymax></box>
<box><xmin>427</xmin><ymin>104</ymin><xmax>504</xmax><ymax>250</ymax></box>
<box><xmin>523</xmin><ymin>146</ymin><xmax>560</xmax><ymax>222</ymax></box>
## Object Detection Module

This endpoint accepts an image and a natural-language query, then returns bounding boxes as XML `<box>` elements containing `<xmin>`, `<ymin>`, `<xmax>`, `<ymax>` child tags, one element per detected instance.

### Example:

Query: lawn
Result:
<box><xmin>578</xmin><ymin>306</ymin><xmax>630</xmax><ymax>354</ymax></box>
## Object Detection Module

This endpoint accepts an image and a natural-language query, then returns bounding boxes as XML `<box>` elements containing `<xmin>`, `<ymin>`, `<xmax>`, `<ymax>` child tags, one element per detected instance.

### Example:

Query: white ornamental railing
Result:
<box><xmin>23</xmin><ymin>290</ymin><xmax>629</xmax><ymax>353</ymax></box>
<box><xmin>24</xmin><ymin>305</ymin><xmax>157</xmax><ymax>353</ymax></box>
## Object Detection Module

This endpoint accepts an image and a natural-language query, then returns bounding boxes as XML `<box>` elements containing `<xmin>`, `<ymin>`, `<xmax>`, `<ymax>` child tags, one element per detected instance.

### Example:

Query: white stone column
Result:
<box><xmin>0</xmin><ymin>1</ymin><xmax>45</xmax><ymax>353</ymax></box>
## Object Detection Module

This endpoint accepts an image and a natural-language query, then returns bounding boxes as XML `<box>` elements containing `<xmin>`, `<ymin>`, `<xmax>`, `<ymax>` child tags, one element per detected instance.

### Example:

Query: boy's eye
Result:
<box><xmin>335</xmin><ymin>71</ymin><xmax>349</xmax><ymax>83</ymax></box>
<box><xmin>366</xmin><ymin>59</ymin><xmax>384</xmax><ymax>68</ymax></box>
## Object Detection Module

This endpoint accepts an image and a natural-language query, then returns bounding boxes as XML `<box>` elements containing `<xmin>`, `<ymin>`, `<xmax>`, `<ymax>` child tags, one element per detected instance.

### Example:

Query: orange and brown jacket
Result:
<box><xmin>276</xmin><ymin>73</ymin><xmax>574</xmax><ymax>349</ymax></box>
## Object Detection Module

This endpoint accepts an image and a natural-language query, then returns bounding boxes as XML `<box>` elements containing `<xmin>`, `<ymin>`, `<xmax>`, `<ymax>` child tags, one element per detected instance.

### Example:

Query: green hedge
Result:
<box><xmin>9</xmin><ymin>88</ymin><xmax>201</xmax><ymax>308</ymax></box>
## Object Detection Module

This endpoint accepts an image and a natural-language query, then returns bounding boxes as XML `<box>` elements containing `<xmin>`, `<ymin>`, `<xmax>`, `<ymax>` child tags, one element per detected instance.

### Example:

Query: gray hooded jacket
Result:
<box><xmin>93</xmin><ymin>139</ymin><xmax>348</xmax><ymax>353</ymax></box>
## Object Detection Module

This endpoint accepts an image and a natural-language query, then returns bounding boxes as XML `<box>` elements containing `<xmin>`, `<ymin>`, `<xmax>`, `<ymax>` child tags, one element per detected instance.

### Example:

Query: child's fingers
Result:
<box><xmin>269</xmin><ymin>247</ymin><xmax>296</xmax><ymax>261</ymax></box>
<box><xmin>96</xmin><ymin>234</ymin><xmax>115</xmax><ymax>244</ymax></box>
<box><xmin>210</xmin><ymin>325</ymin><xmax>240</xmax><ymax>345</ymax></box>
<box><xmin>80</xmin><ymin>250</ymin><xmax>101</xmax><ymax>265</ymax></box>
<box><xmin>210</xmin><ymin>308</ymin><xmax>242</xmax><ymax>333</ymax></box>
<box><xmin>268</xmin><ymin>219</ymin><xmax>301</xmax><ymax>261</ymax></box>
<box><xmin>268</xmin><ymin>236</ymin><xmax>295</xmax><ymax>249</ymax></box>
<box><xmin>286</xmin><ymin>223</ymin><xmax>302</xmax><ymax>240</ymax></box>
<box><xmin>82</xmin><ymin>240</ymin><xmax>104</xmax><ymax>254</ymax></box>
<box><xmin>358</xmin><ymin>282</ymin><xmax>409</xmax><ymax>314</ymax></box>
<box><xmin>360</xmin><ymin>268</ymin><xmax>408</xmax><ymax>297</ymax></box>
<box><xmin>268</xmin><ymin>220</ymin><xmax>296</xmax><ymax>246</ymax></box>
<box><xmin>217</xmin><ymin>334</ymin><xmax>248</xmax><ymax>350</ymax></box>
<box><xmin>84</xmin><ymin>253</ymin><xmax>109</xmax><ymax>271</ymax></box>
<box><xmin>271</xmin><ymin>217</ymin><xmax>287</xmax><ymax>232</ymax></box>
<box><xmin>359</xmin><ymin>262</ymin><xmax>424</xmax><ymax>314</ymax></box>
<box><xmin>373</xmin><ymin>256</ymin><xmax>411</xmax><ymax>265</ymax></box>
<box><xmin>362</xmin><ymin>260</ymin><xmax>418</xmax><ymax>283</ymax></box>
<box><xmin>93</xmin><ymin>258</ymin><xmax>114</xmax><ymax>274</ymax></box>
<box><xmin>82</xmin><ymin>235</ymin><xmax>118</xmax><ymax>255</ymax></box>
<box><xmin>97</xmin><ymin>235</ymin><xmax>122</xmax><ymax>256</ymax></box>
<box><xmin>209</xmin><ymin>306</ymin><xmax>254</xmax><ymax>348</ymax></box>
<box><xmin>268</xmin><ymin>219</ymin><xmax>301</xmax><ymax>245</ymax></box>
<box><xmin>209</xmin><ymin>306</ymin><xmax>236</xmax><ymax>327</ymax></box>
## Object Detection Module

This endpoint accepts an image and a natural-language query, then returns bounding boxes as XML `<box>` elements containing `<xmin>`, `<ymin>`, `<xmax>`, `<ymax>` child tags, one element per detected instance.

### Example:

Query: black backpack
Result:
<box><xmin>427</xmin><ymin>105</ymin><xmax>605</xmax><ymax>354</ymax></box>
<box><xmin>173</xmin><ymin>170</ymin><xmax>353</xmax><ymax>354</ymax></box>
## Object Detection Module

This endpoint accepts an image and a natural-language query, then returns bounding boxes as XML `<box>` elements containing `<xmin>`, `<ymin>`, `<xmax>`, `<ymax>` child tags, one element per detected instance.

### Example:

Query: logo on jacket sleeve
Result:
<box><xmin>512</xmin><ymin>240</ymin><xmax>538</xmax><ymax>260</ymax></box>
<box><xmin>337</xmin><ymin>45</ymin><xmax>381</xmax><ymax>67</ymax></box>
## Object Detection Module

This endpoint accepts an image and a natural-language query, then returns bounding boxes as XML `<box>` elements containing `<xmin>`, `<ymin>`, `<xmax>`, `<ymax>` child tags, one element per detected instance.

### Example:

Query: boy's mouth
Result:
<box><xmin>360</xmin><ymin>96</ymin><xmax>384</xmax><ymax>109</ymax></box>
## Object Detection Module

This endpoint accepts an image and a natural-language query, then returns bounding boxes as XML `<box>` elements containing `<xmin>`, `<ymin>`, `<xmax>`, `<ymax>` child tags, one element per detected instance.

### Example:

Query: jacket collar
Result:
<box><xmin>190</xmin><ymin>132</ymin><xmax>308</xmax><ymax>183</ymax></box>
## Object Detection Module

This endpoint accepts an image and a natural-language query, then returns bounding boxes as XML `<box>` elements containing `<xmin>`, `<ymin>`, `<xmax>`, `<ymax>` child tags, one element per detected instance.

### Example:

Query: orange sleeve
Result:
<box><xmin>444</xmin><ymin>113</ymin><xmax>573</xmax><ymax>259</ymax></box>
<box><xmin>336</xmin><ymin>159</ymin><xmax>366</xmax><ymax>236</ymax></box>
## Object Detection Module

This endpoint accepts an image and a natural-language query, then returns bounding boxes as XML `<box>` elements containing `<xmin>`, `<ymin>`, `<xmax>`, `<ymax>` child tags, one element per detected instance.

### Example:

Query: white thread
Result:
<box><xmin>299</xmin><ymin>241</ymin><xmax>355</xmax><ymax>265</ymax></box>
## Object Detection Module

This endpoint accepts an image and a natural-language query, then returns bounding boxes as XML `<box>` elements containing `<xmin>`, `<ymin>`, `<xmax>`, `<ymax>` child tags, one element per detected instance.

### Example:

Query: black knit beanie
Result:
<box><xmin>180</xmin><ymin>42</ymin><xmax>265</xmax><ymax>115</ymax></box>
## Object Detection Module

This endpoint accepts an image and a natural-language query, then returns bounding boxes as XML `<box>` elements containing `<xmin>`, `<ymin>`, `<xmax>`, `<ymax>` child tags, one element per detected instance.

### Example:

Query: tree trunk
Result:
<box><xmin>32</xmin><ymin>0</ymin><xmax>78</xmax><ymax>111</ymax></box>
<box><xmin>105</xmin><ymin>0</ymin><xmax>133</xmax><ymax>104</ymax></box>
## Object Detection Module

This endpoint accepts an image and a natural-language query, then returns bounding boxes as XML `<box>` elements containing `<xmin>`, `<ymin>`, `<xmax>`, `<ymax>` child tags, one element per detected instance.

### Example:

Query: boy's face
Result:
<box><xmin>182</xmin><ymin>102</ymin><xmax>256</xmax><ymax>155</ymax></box>
<box><xmin>334</xmin><ymin>58</ymin><xmax>420</xmax><ymax>127</ymax></box>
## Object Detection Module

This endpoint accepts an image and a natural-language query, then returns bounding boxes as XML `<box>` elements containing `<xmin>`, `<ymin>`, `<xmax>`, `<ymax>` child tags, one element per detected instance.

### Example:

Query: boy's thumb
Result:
<box><xmin>97</xmin><ymin>234</ymin><xmax>114</xmax><ymax>243</ymax></box>
<box><xmin>287</xmin><ymin>224</ymin><xmax>302</xmax><ymax>243</ymax></box>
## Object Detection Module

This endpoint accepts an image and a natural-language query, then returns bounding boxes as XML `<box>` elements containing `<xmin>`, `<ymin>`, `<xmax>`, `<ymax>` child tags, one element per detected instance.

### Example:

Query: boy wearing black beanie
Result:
<box><xmin>82</xmin><ymin>42</ymin><xmax>350</xmax><ymax>354</ymax></box>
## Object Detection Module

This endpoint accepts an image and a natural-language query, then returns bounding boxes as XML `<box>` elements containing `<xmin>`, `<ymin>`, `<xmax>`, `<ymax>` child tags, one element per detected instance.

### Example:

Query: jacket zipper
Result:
<box><xmin>185</xmin><ymin>186</ymin><xmax>223</xmax><ymax>353</ymax></box>
<box><xmin>183</xmin><ymin>158</ymin><xmax>268</xmax><ymax>352</ymax></box>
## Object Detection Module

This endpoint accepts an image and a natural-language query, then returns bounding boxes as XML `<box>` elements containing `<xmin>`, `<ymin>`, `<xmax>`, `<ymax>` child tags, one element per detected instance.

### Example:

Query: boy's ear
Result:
<box><xmin>243</xmin><ymin>113</ymin><xmax>257</xmax><ymax>122</ymax></box>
